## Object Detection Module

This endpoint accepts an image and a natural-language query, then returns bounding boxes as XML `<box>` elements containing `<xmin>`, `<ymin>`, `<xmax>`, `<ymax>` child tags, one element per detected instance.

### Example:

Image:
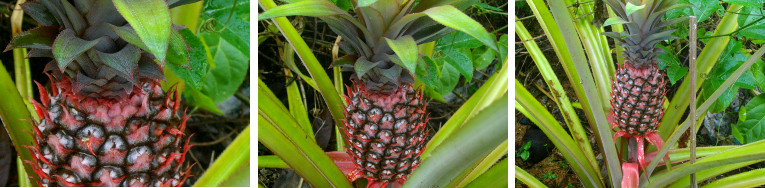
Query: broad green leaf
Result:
<box><xmin>441</xmin><ymin>62</ymin><xmax>460</xmax><ymax>95</ymax></box>
<box><xmin>688</xmin><ymin>0</ymin><xmax>722</xmax><ymax>22</ymax></box>
<box><xmin>736</xmin><ymin>70</ymin><xmax>757</xmax><ymax>89</ymax></box>
<box><xmin>723</xmin><ymin>0</ymin><xmax>765</xmax><ymax>7</ymax></box>
<box><xmin>603</xmin><ymin>17</ymin><xmax>629</xmax><ymax>27</ymax></box>
<box><xmin>168</xmin><ymin>29</ymin><xmax>209</xmax><ymax>90</ymax></box>
<box><xmin>166</xmin><ymin>29</ymin><xmax>190</xmax><ymax>66</ymax></box>
<box><xmin>422</xmin><ymin>5</ymin><xmax>498</xmax><ymax>52</ymax></box>
<box><xmin>737</xmin><ymin>94</ymin><xmax>765</xmax><ymax>144</ymax></box>
<box><xmin>258</xmin><ymin>0</ymin><xmax>345</xmax><ymax>20</ymax></box>
<box><xmin>331</xmin><ymin>0</ymin><xmax>352</xmax><ymax>11</ymax></box>
<box><xmin>496</xmin><ymin>34</ymin><xmax>508</xmax><ymax>63</ymax></box>
<box><xmin>657</xmin><ymin>45</ymin><xmax>687</xmax><ymax>84</ymax></box>
<box><xmin>667</xmin><ymin>65</ymin><xmax>689</xmax><ymax>85</ymax></box>
<box><xmin>438</xmin><ymin>48</ymin><xmax>473</xmax><ymax>81</ymax></box>
<box><xmin>201</xmin><ymin>0</ymin><xmax>249</xmax><ymax>57</ymax></box>
<box><xmin>700</xmin><ymin>40</ymin><xmax>747</xmax><ymax>112</ymax></box>
<box><xmin>625</xmin><ymin>2</ymin><xmax>646</xmax><ymax>16</ymax></box>
<box><xmin>200</xmin><ymin>38</ymin><xmax>249</xmax><ymax>103</ymax></box>
<box><xmin>436</xmin><ymin>31</ymin><xmax>483</xmax><ymax>50</ymax></box>
<box><xmin>737</xmin><ymin>7</ymin><xmax>765</xmax><ymax>41</ymax></box>
<box><xmin>51</xmin><ymin>29</ymin><xmax>103</xmax><ymax>70</ymax></box>
<box><xmin>471</xmin><ymin>46</ymin><xmax>494</xmax><ymax>70</ymax></box>
<box><xmin>184</xmin><ymin>86</ymin><xmax>223</xmax><ymax>114</ymax></box>
<box><xmin>385</xmin><ymin>36</ymin><xmax>418</xmax><ymax>73</ymax></box>
<box><xmin>753</xmin><ymin>59</ymin><xmax>765</xmax><ymax>90</ymax></box>
<box><xmin>4</xmin><ymin>26</ymin><xmax>59</xmax><ymax>51</ymax></box>
<box><xmin>113</xmin><ymin>0</ymin><xmax>172</xmax><ymax>62</ymax></box>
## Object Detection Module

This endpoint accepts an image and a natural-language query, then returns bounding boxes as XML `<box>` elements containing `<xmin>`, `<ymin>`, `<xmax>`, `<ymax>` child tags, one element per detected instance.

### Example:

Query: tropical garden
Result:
<box><xmin>0</xmin><ymin>0</ymin><xmax>250</xmax><ymax>187</ymax></box>
<box><xmin>516</xmin><ymin>0</ymin><xmax>765</xmax><ymax>187</ymax></box>
<box><xmin>258</xmin><ymin>0</ymin><xmax>508</xmax><ymax>187</ymax></box>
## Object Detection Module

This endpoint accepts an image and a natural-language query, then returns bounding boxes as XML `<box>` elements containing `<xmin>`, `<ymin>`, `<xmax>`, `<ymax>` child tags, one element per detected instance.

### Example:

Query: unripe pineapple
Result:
<box><xmin>6</xmin><ymin>0</ymin><xmax>196</xmax><ymax>186</ymax></box>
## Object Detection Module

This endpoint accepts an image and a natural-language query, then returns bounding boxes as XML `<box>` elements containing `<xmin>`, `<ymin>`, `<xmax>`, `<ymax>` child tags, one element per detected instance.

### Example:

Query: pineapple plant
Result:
<box><xmin>259</xmin><ymin>0</ymin><xmax>499</xmax><ymax>187</ymax></box>
<box><xmin>4</xmin><ymin>0</ymin><xmax>196</xmax><ymax>186</ymax></box>
<box><xmin>603</xmin><ymin>0</ymin><xmax>685</xmax><ymax>175</ymax></box>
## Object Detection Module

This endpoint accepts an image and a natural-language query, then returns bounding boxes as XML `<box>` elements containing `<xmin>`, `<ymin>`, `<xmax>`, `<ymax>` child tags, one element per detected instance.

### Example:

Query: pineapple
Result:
<box><xmin>6</xmin><ymin>0</ymin><xmax>193</xmax><ymax>186</ymax></box>
<box><xmin>260</xmin><ymin>0</ymin><xmax>491</xmax><ymax>186</ymax></box>
<box><xmin>604</xmin><ymin>0</ymin><xmax>685</xmax><ymax>172</ymax></box>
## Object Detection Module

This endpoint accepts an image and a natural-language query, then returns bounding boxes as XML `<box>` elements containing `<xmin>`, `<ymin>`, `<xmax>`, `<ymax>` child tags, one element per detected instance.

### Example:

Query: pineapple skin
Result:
<box><xmin>343</xmin><ymin>81</ymin><xmax>428</xmax><ymax>184</ymax></box>
<box><xmin>611</xmin><ymin>63</ymin><xmax>667</xmax><ymax>136</ymax></box>
<box><xmin>27</xmin><ymin>74</ymin><xmax>191</xmax><ymax>187</ymax></box>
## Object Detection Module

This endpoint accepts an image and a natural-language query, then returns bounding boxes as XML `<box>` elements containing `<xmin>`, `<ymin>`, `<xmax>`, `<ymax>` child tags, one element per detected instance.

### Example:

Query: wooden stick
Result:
<box><xmin>689</xmin><ymin>15</ymin><xmax>698</xmax><ymax>188</ymax></box>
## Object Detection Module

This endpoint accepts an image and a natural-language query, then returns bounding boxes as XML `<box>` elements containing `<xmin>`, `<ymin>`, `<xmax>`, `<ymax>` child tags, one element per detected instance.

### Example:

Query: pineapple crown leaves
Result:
<box><xmin>5</xmin><ymin>0</ymin><xmax>199</xmax><ymax>97</ymax></box>
<box><xmin>259</xmin><ymin>0</ymin><xmax>497</xmax><ymax>82</ymax></box>
<box><xmin>602</xmin><ymin>0</ymin><xmax>690</xmax><ymax>67</ymax></box>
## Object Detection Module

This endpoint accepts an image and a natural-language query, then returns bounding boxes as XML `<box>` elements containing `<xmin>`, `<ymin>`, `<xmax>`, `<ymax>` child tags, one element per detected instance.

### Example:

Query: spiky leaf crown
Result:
<box><xmin>335</xmin><ymin>0</ymin><xmax>478</xmax><ymax>93</ymax></box>
<box><xmin>5</xmin><ymin>0</ymin><xmax>190</xmax><ymax>98</ymax></box>
<box><xmin>603</xmin><ymin>0</ymin><xmax>688</xmax><ymax>68</ymax></box>
<box><xmin>261</xmin><ymin>0</ymin><xmax>480</xmax><ymax>93</ymax></box>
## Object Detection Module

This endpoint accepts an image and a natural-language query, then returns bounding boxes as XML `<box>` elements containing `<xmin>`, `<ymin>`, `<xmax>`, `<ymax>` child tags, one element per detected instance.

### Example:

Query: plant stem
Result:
<box><xmin>689</xmin><ymin>15</ymin><xmax>698</xmax><ymax>188</ymax></box>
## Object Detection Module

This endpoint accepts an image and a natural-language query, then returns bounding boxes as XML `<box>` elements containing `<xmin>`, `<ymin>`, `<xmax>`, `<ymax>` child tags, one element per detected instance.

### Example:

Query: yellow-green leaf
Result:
<box><xmin>113</xmin><ymin>0</ymin><xmax>172</xmax><ymax>62</ymax></box>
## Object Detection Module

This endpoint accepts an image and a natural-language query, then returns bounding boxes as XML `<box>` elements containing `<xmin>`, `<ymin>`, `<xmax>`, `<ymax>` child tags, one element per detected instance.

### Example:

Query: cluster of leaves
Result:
<box><xmin>517</xmin><ymin>141</ymin><xmax>532</xmax><ymax>161</ymax></box>
<box><xmin>416</xmin><ymin>31</ymin><xmax>508</xmax><ymax>101</ymax></box>
<box><xmin>659</xmin><ymin>0</ymin><xmax>765</xmax><ymax>144</ymax></box>
<box><xmin>170</xmin><ymin>0</ymin><xmax>250</xmax><ymax>114</ymax></box>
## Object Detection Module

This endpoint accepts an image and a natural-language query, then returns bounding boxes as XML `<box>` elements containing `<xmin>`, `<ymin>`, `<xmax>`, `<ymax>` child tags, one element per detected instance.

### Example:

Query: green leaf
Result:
<box><xmin>497</xmin><ymin>34</ymin><xmax>508</xmax><ymax>63</ymax></box>
<box><xmin>667</xmin><ymin>65</ymin><xmax>689</xmax><ymax>85</ymax></box>
<box><xmin>113</xmin><ymin>0</ymin><xmax>172</xmax><ymax>62</ymax></box>
<box><xmin>200</xmin><ymin>38</ymin><xmax>248</xmax><ymax>103</ymax></box>
<box><xmin>736</xmin><ymin>94</ymin><xmax>765</xmax><ymax>143</ymax></box>
<box><xmin>51</xmin><ymin>29</ymin><xmax>103</xmax><ymax>70</ymax></box>
<box><xmin>201</xmin><ymin>0</ymin><xmax>249</xmax><ymax>57</ymax></box>
<box><xmin>354</xmin><ymin>58</ymin><xmax>379</xmax><ymax>78</ymax></box>
<box><xmin>436</xmin><ymin>31</ymin><xmax>483</xmax><ymax>50</ymax></box>
<box><xmin>357</xmin><ymin>0</ymin><xmax>378</xmax><ymax>7</ymax></box>
<box><xmin>184</xmin><ymin>86</ymin><xmax>223</xmax><ymax>115</ymax></box>
<box><xmin>94</xmin><ymin>45</ymin><xmax>140</xmax><ymax>82</ymax></box>
<box><xmin>625</xmin><ymin>2</ymin><xmax>646</xmax><ymax>16</ymax></box>
<box><xmin>258</xmin><ymin>0</ymin><xmax>345</xmax><ymax>20</ymax></box>
<box><xmin>168</xmin><ymin>29</ymin><xmax>209</xmax><ymax>90</ymax></box>
<box><xmin>700</xmin><ymin>40</ymin><xmax>747</xmax><ymax>112</ymax></box>
<box><xmin>472</xmin><ymin>46</ymin><xmax>495</xmax><ymax>70</ymax></box>
<box><xmin>385</xmin><ymin>36</ymin><xmax>418</xmax><ymax>73</ymax></box>
<box><xmin>166</xmin><ymin>29</ymin><xmax>190</xmax><ymax>66</ymax></box>
<box><xmin>111</xmin><ymin>25</ymin><xmax>149</xmax><ymax>51</ymax></box>
<box><xmin>331</xmin><ymin>0</ymin><xmax>352</xmax><ymax>11</ymax></box>
<box><xmin>422</xmin><ymin>5</ymin><xmax>498</xmax><ymax>52</ymax></box>
<box><xmin>688</xmin><ymin>0</ymin><xmax>723</xmax><ymax>22</ymax></box>
<box><xmin>737</xmin><ymin>7</ymin><xmax>765</xmax><ymax>41</ymax></box>
<box><xmin>603</xmin><ymin>17</ymin><xmax>629</xmax><ymax>27</ymax></box>
<box><xmin>722</xmin><ymin>0</ymin><xmax>765</xmax><ymax>7</ymax></box>
<box><xmin>753</xmin><ymin>59</ymin><xmax>765</xmax><ymax>90</ymax></box>
<box><xmin>194</xmin><ymin>125</ymin><xmax>250</xmax><ymax>186</ymax></box>
<box><xmin>4</xmin><ymin>26</ymin><xmax>59</xmax><ymax>51</ymax></box>
<box><xmin>439</xmin><ymin>48</ymin><xmax>473</xmax><ymax>81</ymax></box>
<box><xmin>437</xmin><ymin>61</ymin><xmax>460</xmax><ymax>96</ymax></box>
<box><xmin>405</xmin><ymin>94</ymin><xmax>507</xmax><ymax>187</ymax></box>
